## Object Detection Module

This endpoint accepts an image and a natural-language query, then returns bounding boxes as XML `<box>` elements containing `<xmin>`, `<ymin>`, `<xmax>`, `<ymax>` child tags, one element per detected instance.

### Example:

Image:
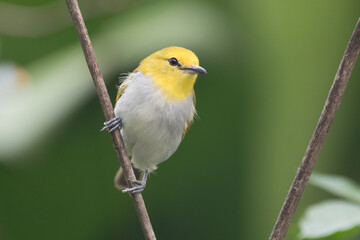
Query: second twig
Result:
<box><xmin>269</xmin><ymin>18</ymin><xmax>360</xmax><ymax>240</ymax></box>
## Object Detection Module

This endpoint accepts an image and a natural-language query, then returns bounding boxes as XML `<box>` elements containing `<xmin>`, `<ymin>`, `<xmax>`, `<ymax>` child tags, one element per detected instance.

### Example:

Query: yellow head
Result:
<box><xmin>136</xmin><ymin>46</ymin><xmax>206</xmax><ymax>101</ymax></box>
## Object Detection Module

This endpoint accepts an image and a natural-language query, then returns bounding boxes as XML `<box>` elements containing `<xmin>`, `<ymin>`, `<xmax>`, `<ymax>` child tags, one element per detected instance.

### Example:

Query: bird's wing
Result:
<box><xmin>182</xmin><ymin>91</ymin><xmax>196</xmax><ymax>140</ymax></box>
<box><xmin>115</xmin><ymin>74</ymin><xmax>132</xmax><ymax>106</ymax></box>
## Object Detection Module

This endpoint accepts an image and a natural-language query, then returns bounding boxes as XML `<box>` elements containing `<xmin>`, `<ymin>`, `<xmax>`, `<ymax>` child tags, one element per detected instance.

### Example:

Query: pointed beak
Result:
<box><xmin>181</xmin><ymin>65</ymin><xmax>207</xmax><ymax>74</ymax></box>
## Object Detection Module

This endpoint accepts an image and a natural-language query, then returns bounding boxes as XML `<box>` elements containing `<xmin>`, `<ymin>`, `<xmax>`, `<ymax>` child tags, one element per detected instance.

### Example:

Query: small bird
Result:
<box><xmin>102</xmin><ymin>46</ymin><xmax>206</xmax><ymax>193</ymax></box>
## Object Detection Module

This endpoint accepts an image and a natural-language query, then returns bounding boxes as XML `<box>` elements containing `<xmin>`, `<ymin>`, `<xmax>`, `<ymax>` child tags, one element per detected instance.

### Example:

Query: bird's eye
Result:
<box><xmin>168</xmin><ymin>57</ymin><xmax>179</xmax><ymax>67</ymax></box>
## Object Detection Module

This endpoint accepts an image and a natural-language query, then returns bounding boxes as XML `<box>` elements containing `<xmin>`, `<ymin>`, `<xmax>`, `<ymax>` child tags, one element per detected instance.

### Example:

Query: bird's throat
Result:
<box><xmin>150</xmin><ymin>73</ymin><xmax>196</xmax><ymax>101</ymax></box>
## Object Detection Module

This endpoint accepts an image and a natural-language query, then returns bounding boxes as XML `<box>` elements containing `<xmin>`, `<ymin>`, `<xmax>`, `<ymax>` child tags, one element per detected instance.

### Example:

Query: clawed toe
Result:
<box><xmin>122</xmin><ymin>170</ymin><xmax>149</xmax><ymax>194</ymax></box>
<box><xmin>101</xmin><ymin>116</ymin><xmax>122</xmax><ymax>132</ymax></box>
<box><xmin>122</xmin><ymin>184</ymin><xmax>146</xmax><ymax>193</ymax></box>
<box><xmin>131</xmin><ymin>180</ymin><xmax>142</xmax><ymax>185</ymax></box>
<box><xmin>122</xmin><ymin>179</ymin><xmax>146</xmax><ymax>193</ymax></box>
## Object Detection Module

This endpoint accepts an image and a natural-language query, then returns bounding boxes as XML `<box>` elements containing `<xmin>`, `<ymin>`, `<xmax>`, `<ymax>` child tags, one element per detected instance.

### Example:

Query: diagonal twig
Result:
<box><xmin>65</xmin><ymin>0</ymin><xmax>156</xmax><ymax>239</ymax></box>
<box><xmin>269</xmin><ymin>18</ymin><xmax>360</xmax><ymax>240</ymax></box>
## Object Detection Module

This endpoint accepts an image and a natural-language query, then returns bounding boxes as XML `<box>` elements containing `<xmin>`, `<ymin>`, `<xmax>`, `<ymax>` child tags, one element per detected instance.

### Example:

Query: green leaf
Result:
<box><xmin>310</xmin><ymin>173</ymin><xmax>360</xmax><ymax>204</ymax></box>
<box><xmin>299</xmin><ymin>200</ymin><xmax>360</xmax><ymax>239</ymax></box>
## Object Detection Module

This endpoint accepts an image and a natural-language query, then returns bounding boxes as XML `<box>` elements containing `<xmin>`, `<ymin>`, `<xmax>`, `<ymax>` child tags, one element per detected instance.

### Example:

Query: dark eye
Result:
<box><xmin>168</xmin><ymin>57</ymin><xmax>179</xmax><ymax>66</ymax></box>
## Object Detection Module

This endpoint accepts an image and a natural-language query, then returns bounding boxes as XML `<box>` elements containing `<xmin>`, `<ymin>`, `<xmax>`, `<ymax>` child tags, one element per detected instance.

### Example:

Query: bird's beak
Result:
<box><xmin>181</xmin><ymin>65</ymin><xmax>207</xmax><ymax>74</ymax></box>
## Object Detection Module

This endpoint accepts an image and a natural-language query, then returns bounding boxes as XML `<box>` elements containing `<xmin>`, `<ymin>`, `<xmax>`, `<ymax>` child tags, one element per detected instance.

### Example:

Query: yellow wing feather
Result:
<box><xmin>182</xmin><ymin>91</ymin><xmax>196</xmax><ymax>140</ymax></box>
<box><xmin>115</xmin><ymin>82</ymin><xmax>128</xmax><ymax>102</ymax></box>
<box><xmin>114</xmin><ymin>76</ymin><xmax>131</xmax><ymax>107</ymax></box>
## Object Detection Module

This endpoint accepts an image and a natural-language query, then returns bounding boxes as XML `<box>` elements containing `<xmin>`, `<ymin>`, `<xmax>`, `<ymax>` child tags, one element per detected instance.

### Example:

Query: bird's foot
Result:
<box><xmin>122</xmin><ymin>180</ymin><xmax>146</xmax><ymax>193</ymax></box>
<box><xmin>101</xmin><ymin>116</ymin><xmax>122</xmax><ymax>132</ymax></box>
<box><xmin>122</xmin><ymin>170</ymin><xmax>149</xmax><ymax>194</ymax></box>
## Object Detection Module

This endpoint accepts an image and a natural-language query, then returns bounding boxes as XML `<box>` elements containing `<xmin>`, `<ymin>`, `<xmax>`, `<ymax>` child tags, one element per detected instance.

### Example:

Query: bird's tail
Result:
<box><xmin>114</xmin><ymin>166</ymin><xmax>144</xmax><ymax>190</ymax></box>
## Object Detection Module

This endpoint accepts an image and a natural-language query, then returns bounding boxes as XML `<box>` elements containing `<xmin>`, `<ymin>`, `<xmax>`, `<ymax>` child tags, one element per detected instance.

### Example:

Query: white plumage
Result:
<box><xmin>114</xmin><ymin>71</ymin><xmax>195</xmax><ymax>172</ymax></box>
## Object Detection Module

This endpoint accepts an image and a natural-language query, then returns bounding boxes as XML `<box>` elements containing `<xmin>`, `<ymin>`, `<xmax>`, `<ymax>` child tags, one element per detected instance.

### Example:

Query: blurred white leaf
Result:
<box><xmin>0</xmin><ymin>62</ymin><xmax>31</xmax><ymax>94</ymax></box>
<box><xmin>299</xmin><ymin>200</ymin><xmax>360</xmax><ymax>239</ymax></box>
<box><xmin>310</xmin><ymin>173</ymin><xmax>360</xmax><ymax>204</ymax></box>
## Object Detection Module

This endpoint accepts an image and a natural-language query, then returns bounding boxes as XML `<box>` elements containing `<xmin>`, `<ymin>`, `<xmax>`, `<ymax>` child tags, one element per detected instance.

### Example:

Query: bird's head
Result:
<box><xmin>136</xmin><ymin>46</ymin><xmax>206</xmax><ymax>101</ymax></box>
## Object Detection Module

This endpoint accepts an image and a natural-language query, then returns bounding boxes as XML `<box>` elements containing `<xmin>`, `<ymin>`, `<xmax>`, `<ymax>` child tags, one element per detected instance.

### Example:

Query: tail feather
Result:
<box><xmin>114</xmin><ymin>166</ymin><xmax>144</xmax><ymax>190</ymax></box>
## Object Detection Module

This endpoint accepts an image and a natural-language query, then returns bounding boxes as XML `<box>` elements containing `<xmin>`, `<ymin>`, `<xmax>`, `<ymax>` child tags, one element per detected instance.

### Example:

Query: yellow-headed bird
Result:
<box><xmin>102</xmin><ymin>46</ymin><xmax>206</xmax><ymax>193</ymax></box>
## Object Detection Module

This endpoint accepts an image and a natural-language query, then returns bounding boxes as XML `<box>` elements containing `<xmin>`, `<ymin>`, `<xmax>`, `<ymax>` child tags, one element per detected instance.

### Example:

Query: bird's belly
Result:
<box><xmin>122</xmin><ymin>120</ymin><xmax>182</xmax><ymax>171</ymax></box>
<box><xmin>120</xmin><ymin>102</ymin><xmax>186</xmax><ymax>171</ymax></box>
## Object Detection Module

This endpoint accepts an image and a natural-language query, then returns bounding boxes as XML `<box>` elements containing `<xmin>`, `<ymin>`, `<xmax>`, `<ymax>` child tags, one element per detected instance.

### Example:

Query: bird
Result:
<box><xmin>102</xmin><ymin>46</ymin><xmax>206</xmax><ymax>193</ymax></box>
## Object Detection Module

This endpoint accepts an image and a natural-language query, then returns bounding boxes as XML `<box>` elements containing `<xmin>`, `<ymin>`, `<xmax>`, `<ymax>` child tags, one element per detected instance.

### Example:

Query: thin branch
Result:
<box><xmin>269</xmin><ymin>18</ymin><xmax>360</xmax><ymax>240</ymax></box>
<box><xmin>65</xmin><ymin>1</ymin><xmax>156</xmax><ymax>239</ymax></box>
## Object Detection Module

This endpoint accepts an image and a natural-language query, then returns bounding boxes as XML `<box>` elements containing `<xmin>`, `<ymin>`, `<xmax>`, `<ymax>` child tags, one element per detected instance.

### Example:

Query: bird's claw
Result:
<box><xmin>122</xmin><ymin>179</ymin><xmax>146</xmax><ymax>193</ymax></box>
<box><xmin>131</xmin><ymin>180</ymin><xmax>142</xmax><ymax>185</ymax></box>
<box><xmin>101</xmin><ymin>116</ymin><xmax>122</xmax><ymax>132</ymax></box>
<box><xmin>122</xmin><ymin>170</ymin><xmax>149</xmax><ymax>194</ymax></box>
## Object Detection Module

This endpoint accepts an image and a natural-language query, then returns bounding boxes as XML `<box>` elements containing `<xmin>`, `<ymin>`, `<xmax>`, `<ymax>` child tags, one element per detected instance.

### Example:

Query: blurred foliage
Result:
<box><xmin>299</xmin><ymin>173</ymin><xmax>360</xmax><ymax>240</ymax></box>
<box><xmin>0</xmin><ymin>0</ymin><xmax>360</xmax><ymax>240</ymax></box>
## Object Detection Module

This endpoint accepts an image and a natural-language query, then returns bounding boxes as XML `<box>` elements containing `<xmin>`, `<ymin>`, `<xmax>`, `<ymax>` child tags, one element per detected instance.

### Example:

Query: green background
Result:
<box><xmin>0</xmin><ymin>0</ymin><xmax>359</xmax><ymax>239</ymax></box>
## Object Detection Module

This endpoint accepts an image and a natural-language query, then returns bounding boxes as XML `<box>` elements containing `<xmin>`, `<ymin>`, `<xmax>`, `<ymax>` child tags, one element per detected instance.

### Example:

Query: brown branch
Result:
<box><xmin>269</xmin><ymin>18</ymin><xmax>360</xmax><ymax>240</ymax></box>
<box><xmin>65</xmin><ymin>1</ymin><xmax>156</xmax><ymax>239</ymax></box>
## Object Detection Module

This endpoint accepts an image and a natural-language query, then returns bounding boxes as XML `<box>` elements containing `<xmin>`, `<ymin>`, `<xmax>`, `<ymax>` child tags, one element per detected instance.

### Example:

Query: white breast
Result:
<box><xmin>114</xmin><ymin>72</ymin><xmax>195</xmax><ymax>171</ymax></box>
